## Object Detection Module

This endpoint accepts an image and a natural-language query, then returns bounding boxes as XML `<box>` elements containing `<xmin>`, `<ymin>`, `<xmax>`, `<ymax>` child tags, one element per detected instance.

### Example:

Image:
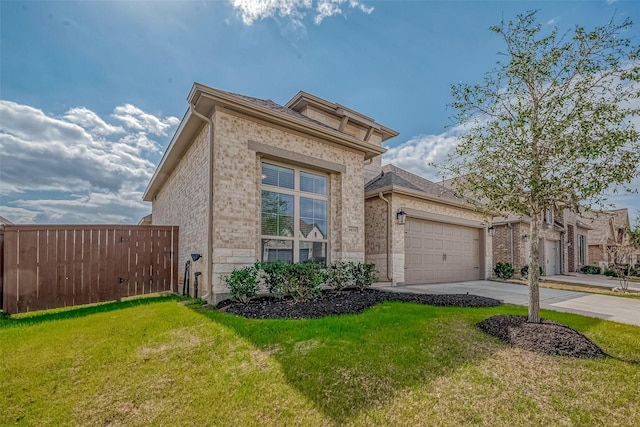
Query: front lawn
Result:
<box><xmin>1</xmin><ymin>296</ymin><xmax>639</xmax><ymax>426</ymax></box>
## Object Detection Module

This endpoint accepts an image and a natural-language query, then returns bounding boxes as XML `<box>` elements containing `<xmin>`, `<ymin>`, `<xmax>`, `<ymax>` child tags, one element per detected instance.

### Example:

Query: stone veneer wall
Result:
<box><xmin>209</xmin><ymin>109</ymin><xmax>367</xmax><ymax>301</ymax></box>
<box><xmin>364</xmin><ymin>197</ymin><xmax>389</xmax><ymax>281</ymax></box>
<box><xmin>152</xmin><ymin>124</ymin><xmax>211</xmax><ymax>297</ymax></box>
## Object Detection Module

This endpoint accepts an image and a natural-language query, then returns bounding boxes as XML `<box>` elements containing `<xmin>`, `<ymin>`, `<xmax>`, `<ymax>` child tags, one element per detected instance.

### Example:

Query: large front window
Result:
<box><xmin>261</xmin><ymin>162</ymin><xmax>328</xmax><ymax>264</ymax></box>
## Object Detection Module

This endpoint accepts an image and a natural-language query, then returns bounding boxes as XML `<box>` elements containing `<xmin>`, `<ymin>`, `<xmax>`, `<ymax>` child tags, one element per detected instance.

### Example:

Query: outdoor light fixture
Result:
<box><xmin>191</xmin><ymin>253</ymin><xmax>202</xmax><ymax>262</ymax></box>
<box><xmin>396</xmin><ymin>208</ymin><xmax>407</xmax><ymax>225</ymax></box>
<box><xmin>487</xmin><ymin>225</ymin><xmax>495</xmax><ymax>236</ymax></box>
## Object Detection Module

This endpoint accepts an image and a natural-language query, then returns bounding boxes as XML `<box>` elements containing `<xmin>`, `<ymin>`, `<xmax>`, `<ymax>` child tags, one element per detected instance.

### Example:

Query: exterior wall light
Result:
<box><xmin>487</xmin><ymin>225</ymin><xmax>495</xmax><ymax>236</ymax></box>
<box><xmin>396</xmin><ymin>208</ymin><xmax>407</xmax><ymax>225</ymax></box>
<box><xmin>191</xmin><ymin>253</ymin><xmax>202</xmax><ymax>262</ymax></box>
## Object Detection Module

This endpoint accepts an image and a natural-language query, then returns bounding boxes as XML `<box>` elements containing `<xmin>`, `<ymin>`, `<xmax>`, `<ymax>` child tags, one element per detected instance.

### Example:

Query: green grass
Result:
<box><xmin>2</xmin><ymin>297</ymin><xmax>640</xmax><ymax>426</ymax></box>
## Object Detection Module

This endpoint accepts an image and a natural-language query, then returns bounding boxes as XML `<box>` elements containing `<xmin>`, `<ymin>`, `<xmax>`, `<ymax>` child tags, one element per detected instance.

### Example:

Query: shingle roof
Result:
<box><xmin>364</xmin><ymin>170</ymin><xmax>423</xmax><ymax>193</ymax></box>
<box><xmin>379</xmin><ymin>164</ymin><xmax>463</xmax><ymax>201</ymax></box>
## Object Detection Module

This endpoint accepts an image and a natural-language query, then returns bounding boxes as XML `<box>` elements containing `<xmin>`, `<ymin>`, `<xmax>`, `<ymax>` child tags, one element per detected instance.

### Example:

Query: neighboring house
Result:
<box><xmin>144</xmin><ymin>83</ymin><xmax>494</xmax><ymax>303</ymax></box>
<box><xmin>491</xmin><ymin>209</ymin><xmax>591</xmax><ymax>276</ymax></box>
<box><xmin>583</xmin><ymin>208</ymin><xmax>638</xmax><ymax>268</ymax></box>
<box><xmin>0</xmin><ymin>216</ymin><xmax>13</xmax><ymax>225</ymax></box>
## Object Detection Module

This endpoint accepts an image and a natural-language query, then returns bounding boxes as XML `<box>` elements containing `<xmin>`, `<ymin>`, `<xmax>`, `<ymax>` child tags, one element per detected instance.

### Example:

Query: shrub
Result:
<box><xmin>494</xmin><ymin>262</ymin><xmax>514</xmax><ymax>280</ymax></box>
<box><xmin>288</xmin><ymin>262</ymin><xmax>325</xmax><ymax>301</ymax></box>
<box><xmin>580</xmin><ymin>265</ymin><xmax>602</xmax><ymax>275</ymax></box>
<box><xmin>324</xmin><ymin>261</ymin><xmax>377</xmax><ymax>291</ymax></box>
<box><xmin>325</xmin><ymin>262</ymin><xmax>352</xmax><ymax>291</ymax></box>
<box><xmin>520</xmin><ymin>264</ymin><xmax>543</xmax><ymax>278</ymax></box>
<box><xmin>259</xmin><ymin>261</ymin><xmax>291</xmax><ymax>298</ymax></box>
<box><xmin>351</xmin><ymin>262</ymin><xmax>377</xmax><ymax>290</ymax></box>
<box><xmin>606</xmin><ymin>264</ymin><xmax>638</xmax><ymax>278</ymax></box>
<box><xmin>223</xmin><ymin>262</ymin><xmax>260</xmax><ymax>303</ymax></box>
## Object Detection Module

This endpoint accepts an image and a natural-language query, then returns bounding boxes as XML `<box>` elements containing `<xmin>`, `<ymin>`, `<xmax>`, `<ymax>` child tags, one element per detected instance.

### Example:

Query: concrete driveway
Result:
<box><xmin>379</xmin><ymin>280</ymin><xmax>640</xmax><ymax>327</ymax></box>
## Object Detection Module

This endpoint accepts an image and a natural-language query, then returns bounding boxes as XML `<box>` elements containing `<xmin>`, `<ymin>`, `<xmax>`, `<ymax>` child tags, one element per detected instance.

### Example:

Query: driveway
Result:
<box><xmin>378</xmin><ymin>280</ymin><xmax>640</xmax><ymax>327</ymax></box>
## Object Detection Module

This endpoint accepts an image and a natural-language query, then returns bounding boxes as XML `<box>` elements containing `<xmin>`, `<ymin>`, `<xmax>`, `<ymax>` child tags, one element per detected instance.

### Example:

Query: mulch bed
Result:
<box><xmin>477</xmin><ymin>315</ymin><xmax>607</xmax><ymax>359</ymax></box>
<box><xmin>216</xmin><ymin>288</ymin><xmax>501</xmax><ymax>320</ymax></box>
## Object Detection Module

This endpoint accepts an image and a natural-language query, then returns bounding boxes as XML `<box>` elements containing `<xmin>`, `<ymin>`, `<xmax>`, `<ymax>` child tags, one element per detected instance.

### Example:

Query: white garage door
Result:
<box><xmin>405</xmin><ymin>218</ymin><xmax>481</xmax><ymax>285</ymax></box>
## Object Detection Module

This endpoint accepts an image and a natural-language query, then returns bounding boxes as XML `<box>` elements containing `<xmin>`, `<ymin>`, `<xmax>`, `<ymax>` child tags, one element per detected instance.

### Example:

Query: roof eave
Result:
<box><xmin>365</xmin><ymin>184</ymin><xmax>483</xmax><ymax>212</ymax></box>
<box><xmin>144</xmin><ymin>83</ymin><xmax>388</xmax><ymax>202</ymax></box>
<box><xmin>192</xmin><ymin>84</ymin><xmax>386</xmax><ymax>159</ymax></box>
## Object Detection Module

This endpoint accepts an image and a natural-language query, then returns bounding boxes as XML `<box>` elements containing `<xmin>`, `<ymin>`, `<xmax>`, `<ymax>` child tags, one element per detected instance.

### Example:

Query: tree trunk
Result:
<box><xmin>528</xmin><ymin>214</ymin><xmax>541</xmax><ymax>323</ymax></box>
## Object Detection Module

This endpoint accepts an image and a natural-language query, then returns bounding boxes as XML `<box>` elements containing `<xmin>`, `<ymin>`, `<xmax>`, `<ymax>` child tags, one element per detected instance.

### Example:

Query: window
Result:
<box><xmin>577</xmin><ymin>234</ymin><xmax>586</xmax><ymax>265</ymax></box>
<box><xmin>260</xmin><ymin>162</ymin><xmax>328</xmax><ymax>264</ymax></box>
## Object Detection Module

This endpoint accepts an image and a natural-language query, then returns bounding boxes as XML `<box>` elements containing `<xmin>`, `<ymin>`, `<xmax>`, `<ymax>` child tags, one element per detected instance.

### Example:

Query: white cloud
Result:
<box><xmin>382</xmin><ymin>125</ymin><xmax>465</xmax><ymax>182</ymax></box>
<box><xmin>64</xmin><ymin>107</ymin><xmax>124</xmax><ymax>136</ymax></box>
<box><xmin>229</xmin><ymin>0</ymin><xmax>373</xmax><ymax>26</ymax></box>
<box><xmin>8</xmin><ymin>190</ymin><xmax>151</xmax><ymax>224</ymax></box>
<box><xmin>112</xmin><ymin>104</ymin><xmax>180</xmax><ymax>136</ymax></box>
<box><xmin>0</xmin><ymin>100</ymin><xmax>179</xmax><ymax>224</ymax></box>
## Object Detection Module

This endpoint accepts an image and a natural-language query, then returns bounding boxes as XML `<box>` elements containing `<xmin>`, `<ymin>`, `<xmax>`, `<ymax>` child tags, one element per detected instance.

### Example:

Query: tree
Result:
<box><xmin>441</xmin><ymin>11</ymin><xmax>640</xmax><ymax>322</ymax></box>
<box><xmin>629</xmin><ymin>211</ymin><xmax>640</xmax><ymax>250</ymax></box>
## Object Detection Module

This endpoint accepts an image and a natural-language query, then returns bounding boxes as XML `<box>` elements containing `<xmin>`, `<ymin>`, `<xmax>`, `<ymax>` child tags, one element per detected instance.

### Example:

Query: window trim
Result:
<box><xmin>259</xmin><ymin>159</ymin><xmax>330</xmax><ymax>264</ymax></box>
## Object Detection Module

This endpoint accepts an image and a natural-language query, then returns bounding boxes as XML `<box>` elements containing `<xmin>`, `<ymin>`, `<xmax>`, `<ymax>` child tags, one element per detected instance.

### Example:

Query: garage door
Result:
<box><xmin>405</xmin><ymin>218</ymin><xmax>481</xmax><ymax>285</ymax></box>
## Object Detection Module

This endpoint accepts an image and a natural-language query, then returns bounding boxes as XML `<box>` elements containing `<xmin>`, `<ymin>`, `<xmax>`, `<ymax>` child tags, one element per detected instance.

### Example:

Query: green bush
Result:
<box><xmin>325</xmin><ymin>262</ymin><xmax>352</xmax><ymax>291</ymax></box>
<box><xmin>580</xmin><ymin>265</ymin><xmax>602</xmax><ymax>275</ymax></box>
<box><xmin>223</xmin><ymin>262</ymin><xmax>260</xmax><ymax>303</ymax></box>
<box><xmin>351</xmin><ymin>262</ymin><xmax>377</xmax><ymax>290</ymax></box>
<box><xmin>259</xmin><ymin>261</ymin><xmax>291</xmax><ymax>298</ymax></box>
<box><xmin>494</xmin><ymin>262</ymin><xmax>514</xmax><ymax>280</ymax></box>
<box><xmin>606</xmin><ymin>264</ymin><xmax>638</xmax><ymax>277</ymax></box>
<box><xmin>288</xmin><ymin>262</ymin><xmax>325</xmax><ymax>301</ymax></box>
<box><xmin>325</xmin><ymin>261</ymin><xmax>377</xmax><ymax>291</ymax></box>
<box><xmin>520</xmin><ymin>264</ymin><xmax>543</xmax><ymax>278</ymax></box>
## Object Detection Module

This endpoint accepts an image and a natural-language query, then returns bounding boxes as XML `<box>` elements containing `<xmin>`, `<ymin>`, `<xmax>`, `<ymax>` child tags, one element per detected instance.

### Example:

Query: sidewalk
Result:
<box><xmin>544</xmin><ymin>273</ymin><xmax>640</xmax><ymax>292</ymax></box>
<box><xmin>379</xmin><ymin>280</ymin><xmax>640</xmax><ymax>327</ymax></box>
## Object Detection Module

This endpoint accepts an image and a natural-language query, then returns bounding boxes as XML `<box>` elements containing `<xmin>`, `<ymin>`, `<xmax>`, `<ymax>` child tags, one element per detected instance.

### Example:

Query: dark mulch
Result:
<box><xmin>477</xmin><ymin>315</ymin><xmax>607</xmax><ymax>359</ymax></box>
<box><xmin>216</xmin><ymin>288</ymin><xmax>501</xmax><ymax>320</ymax></box>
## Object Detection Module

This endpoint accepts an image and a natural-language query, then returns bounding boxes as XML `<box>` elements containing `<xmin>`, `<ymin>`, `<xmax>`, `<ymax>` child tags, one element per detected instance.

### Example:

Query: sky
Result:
<box><xmin>1</xmin><ymin>0</ymin><xmax>639</xmax><ymax>225</ymax></box>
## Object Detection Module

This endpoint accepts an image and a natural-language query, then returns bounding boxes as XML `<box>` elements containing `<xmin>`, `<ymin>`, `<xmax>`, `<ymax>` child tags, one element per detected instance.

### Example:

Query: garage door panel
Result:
<box><xmin>405</xmin><ymin>218</ymin><xmax>481</xmax><ymax>285</ymax></box>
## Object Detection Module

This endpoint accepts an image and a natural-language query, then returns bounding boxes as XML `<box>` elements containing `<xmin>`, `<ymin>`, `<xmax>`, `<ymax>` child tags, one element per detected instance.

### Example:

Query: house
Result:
<box><xmin>583</xmin><ymin>208</ymin><xmax>639</xmax><ymax>268</ymax></box>
<box><xmin>144</xmin><ymin>83</ymin><xmax>494</xmax><ymax>303</ymax></box>
<box><xmin>490</xmin><ymin>209</ymin><xmax>591</xmax><ymax>277</ymax></box>
<box><xmin>438</xmin><ymin>177</ymin><xmax>592</xmax><ymax>277</ymax></box>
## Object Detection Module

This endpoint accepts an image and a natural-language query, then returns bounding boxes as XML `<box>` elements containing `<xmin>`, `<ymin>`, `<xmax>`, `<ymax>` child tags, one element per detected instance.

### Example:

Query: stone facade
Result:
<box><xmin>209</xmin><ymin>109</ymin><xmax>368</xmax><ymax>298</ymax></box>
<box><xmin>145</xmin><ymin>84</ymin><xmax>395</xmax><ymax>303</ymax></box>
<box><xmin>152</xmin><ymin>124</ymin><xmax>211</xmax><ymax>297</ymax></box>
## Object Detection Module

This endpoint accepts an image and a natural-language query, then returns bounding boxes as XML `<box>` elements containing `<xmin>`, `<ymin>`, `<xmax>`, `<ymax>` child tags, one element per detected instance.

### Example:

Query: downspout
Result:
<box><xmin>189</xmin><ymin>103</ymin><xmax>214</xmax><ymax>301</ymax></box>
<box><xmin>378</xmin><ymin>192</ymin><xmax>393</xmax><ymax>282</ymax></box>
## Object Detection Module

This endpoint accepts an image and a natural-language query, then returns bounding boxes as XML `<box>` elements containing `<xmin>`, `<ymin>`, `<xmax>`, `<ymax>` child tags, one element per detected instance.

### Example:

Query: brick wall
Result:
<box><xmin>567</xmin><ymin>224</ymin><xmax>575</xmax><ymax>272</ymax></box>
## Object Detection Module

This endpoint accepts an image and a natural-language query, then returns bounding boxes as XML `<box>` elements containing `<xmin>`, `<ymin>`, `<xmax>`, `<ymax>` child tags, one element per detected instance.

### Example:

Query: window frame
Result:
<box><xmin>259</xmin><ymin>160</ymin><xmax>330</xmax><ymax>264</ymax></box>
<box><xmin>577</xmin><ymin>234</ymin><xmax>586</xmax><ymax>265</ymax></box>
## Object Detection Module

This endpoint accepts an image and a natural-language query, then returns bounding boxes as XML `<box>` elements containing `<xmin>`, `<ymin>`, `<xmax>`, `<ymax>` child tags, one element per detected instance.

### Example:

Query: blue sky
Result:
<box><xmin>1</xmin><ymin>0</ymin><xmax>639</xmax><ymax>224</ymax></box>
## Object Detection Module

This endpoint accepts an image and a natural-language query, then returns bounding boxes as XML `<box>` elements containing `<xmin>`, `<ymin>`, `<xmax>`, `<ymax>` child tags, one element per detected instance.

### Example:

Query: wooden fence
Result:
<box><xmin>1</xmin><ymin>225</ymin><xmax>178</xmax><ymax>315</ymax></box>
